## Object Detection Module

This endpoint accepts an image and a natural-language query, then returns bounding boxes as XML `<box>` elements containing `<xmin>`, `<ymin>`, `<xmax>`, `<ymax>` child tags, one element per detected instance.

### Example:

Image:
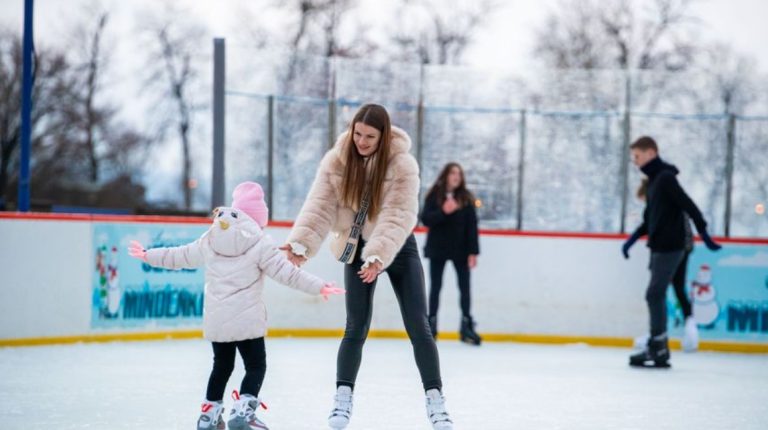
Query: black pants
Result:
<box><xmin>336</xmin><ymin>235</ymin><xmax>442</xmax><ymax>392</ymax></box>
<box><xmin>646</xmin><ymin>251</ymin><xmax>685</xmax><ymax>337</ymax></box>
<box><xmin>206</xmin><ymin>337</ymin><xmax>266</xmax><ymax>401</ymax></box>
<box><xmin>671</xmin><ymin>250</ymin><xmax>693</xmax><ymax>319</ymax></box>
<box><xmin>428</xmin><ymin>255</ymin><xmax>472</xmax><ymax>318</ymax></box>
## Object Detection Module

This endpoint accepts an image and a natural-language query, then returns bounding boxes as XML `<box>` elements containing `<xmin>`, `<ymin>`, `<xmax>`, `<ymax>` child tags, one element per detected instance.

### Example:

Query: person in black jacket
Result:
<box><xmin>623</xmin><ymin>136</ymin><xmax>721</xmax><ymax>368</ymax></box>
<box><xmin>421</xmin><ymin>162</ymin><xmax>481</xmax><ymax>345</ymax></box>
<box><xmin>625</xmin><ymin>178</ymin><xmax>700</xmax><ymax>352</ymax></box>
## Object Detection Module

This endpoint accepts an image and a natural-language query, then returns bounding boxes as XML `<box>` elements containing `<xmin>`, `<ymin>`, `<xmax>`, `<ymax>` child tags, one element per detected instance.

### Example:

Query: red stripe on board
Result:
<box><xmin>2</xmin><ymin>212</ymin><xmax>767</xmax><ymax>244</ymax></box>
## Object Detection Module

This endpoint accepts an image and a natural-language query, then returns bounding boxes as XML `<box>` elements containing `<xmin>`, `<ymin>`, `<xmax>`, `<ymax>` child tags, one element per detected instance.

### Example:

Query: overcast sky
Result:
<box><xmin>2</xmin><ymin>0</ymin><xmax>768</xmax><ymax>72</ymax></box>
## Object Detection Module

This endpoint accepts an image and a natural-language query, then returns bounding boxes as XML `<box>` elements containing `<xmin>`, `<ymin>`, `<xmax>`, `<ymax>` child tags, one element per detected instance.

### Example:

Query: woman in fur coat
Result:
<box><xmin>281</xmin><ymin>104</ymin><xmax>453</xmax><ymax>430</ymax></box>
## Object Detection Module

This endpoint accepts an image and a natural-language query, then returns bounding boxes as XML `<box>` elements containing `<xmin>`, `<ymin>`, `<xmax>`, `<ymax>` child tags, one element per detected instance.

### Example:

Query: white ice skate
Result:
<box><xmin>197</xmin><ymin>400</ymin><xmax>225</xmax><ymax>430</ymax></box>
<box><xmin>425</xmin><ymin>388</ymin><xmax>453</xmax><ymax>429</ymax></box>
<box><xmin>228</xmin><ymin>390</ymin><xmax>268</xmax><ymax>430</ymax></box>
<box><xmin>682</xmin><ymin>316</ymin><xmax>699</xmax><ymax>352</ymax></box>
<box><xmin>632</xmin><ymin>334</ymin><xmax>649</xmax><ymax>350</ymax></box>
<box><xmin>328</xmin><ymin>385</ymin><xmax>353</xmax><ymax>429</ymax></box>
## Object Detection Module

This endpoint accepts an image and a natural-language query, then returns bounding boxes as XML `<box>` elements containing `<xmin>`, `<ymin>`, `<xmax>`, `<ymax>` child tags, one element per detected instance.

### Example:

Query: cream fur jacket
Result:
<box><xmin>145</xmin><ymin>208</ymin><xmax>324</xmax><ymax>342</ymax></box>
<box><xmin>287</xmin><ymin>126</ymin><xmax>420</xmax><ymax>268</ymax></box>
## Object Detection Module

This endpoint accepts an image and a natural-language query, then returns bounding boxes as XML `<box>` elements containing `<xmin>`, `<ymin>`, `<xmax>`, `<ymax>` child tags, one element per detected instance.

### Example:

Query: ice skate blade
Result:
<box><xmin>629</xmin><ymin>360</ymin><xmax>671</xmax><ymax>369</ymax></box>
<box><xmin>460</xmin><ymin>336</ymin><xmax>481</xmax><ymax>346</ymax></box>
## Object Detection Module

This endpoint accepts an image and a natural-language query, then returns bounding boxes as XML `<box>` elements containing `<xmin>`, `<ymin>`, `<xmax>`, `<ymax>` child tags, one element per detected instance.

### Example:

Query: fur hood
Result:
<box><xmin>288</xmin><ymin>126</ymin><xmax>420</xmax><ymax>268</ymax></box>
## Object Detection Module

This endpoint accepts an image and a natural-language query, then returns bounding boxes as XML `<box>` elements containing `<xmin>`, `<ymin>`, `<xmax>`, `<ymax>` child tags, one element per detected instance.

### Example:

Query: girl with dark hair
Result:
<box><xmin>421</xmin><ymin>162</ymin><xmax>481</xmax><ymax>345</ymax></box>
<box><xmin>281</xmin><ymin>104</ymin><xmax>453</xmax><ymax>429</ymax></box>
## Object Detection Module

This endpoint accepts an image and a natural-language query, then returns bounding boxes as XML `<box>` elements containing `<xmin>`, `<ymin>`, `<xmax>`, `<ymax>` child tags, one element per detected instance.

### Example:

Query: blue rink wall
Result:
<box><xmin>1</xmin><ymin>213</ymin><xmax>767</xmax><ymax>352</ymax></box>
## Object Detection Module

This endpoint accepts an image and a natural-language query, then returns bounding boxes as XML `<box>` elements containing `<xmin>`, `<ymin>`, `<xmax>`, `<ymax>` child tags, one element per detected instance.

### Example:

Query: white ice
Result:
<box><xmin>1</xmin><ymin>338</ymin><xmax>767</xmax><ymax>430</ymax></box>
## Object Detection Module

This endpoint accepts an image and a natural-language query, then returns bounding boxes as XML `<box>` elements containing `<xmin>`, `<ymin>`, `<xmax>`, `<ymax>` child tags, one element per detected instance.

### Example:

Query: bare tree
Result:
<box><xmin>389</xmin><ymin>0</ymin><xmax>498</xmax><ymax>65</ymax></box>
<box><xmin>139</xmin><ymin>6</ymin><xmax>206</xmax><ymax>211</ymax></box>
<box><xmin>534</xmin><ymin>0</ymin><xmax>699</xmax><ymax>71</ymax></box>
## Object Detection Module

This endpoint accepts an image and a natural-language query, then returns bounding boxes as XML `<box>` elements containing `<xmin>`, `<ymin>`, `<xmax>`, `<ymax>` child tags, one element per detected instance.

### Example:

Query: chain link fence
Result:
<box><xmin>215</xmin><ymin>44</ymin><xmax>768</xmax><ymax>238</ymax></box>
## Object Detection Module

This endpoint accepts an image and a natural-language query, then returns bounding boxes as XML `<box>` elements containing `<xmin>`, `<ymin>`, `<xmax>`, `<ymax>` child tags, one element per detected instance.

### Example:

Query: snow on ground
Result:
<box><xmin>1</xmin><ymin>338</ymin><xmax>766</xmax><ymax>429</ymax></box>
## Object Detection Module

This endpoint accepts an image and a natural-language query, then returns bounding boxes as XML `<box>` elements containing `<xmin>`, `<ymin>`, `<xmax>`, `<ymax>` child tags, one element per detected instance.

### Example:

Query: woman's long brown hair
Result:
<box><xmin>425</xmin><ymin>162</ymin><xmax>475</xmax><ymax>208</ymax></box>
<box><xmin>340</xmin><ymin>104</ymin><xmax>392</xmax><ymax>220</ymax></box>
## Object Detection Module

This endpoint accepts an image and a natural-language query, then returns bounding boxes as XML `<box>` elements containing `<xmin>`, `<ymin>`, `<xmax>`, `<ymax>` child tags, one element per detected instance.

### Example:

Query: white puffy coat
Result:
<box><xmin>145</xmin><ymin>207</ymin><xmax>324</xmax><ymax>342</ymax></box>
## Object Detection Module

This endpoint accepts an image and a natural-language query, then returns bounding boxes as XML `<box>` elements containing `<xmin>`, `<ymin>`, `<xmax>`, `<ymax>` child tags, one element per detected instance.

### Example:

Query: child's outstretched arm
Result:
<box><xmin>257</xmin><ymin>236</ymin><xmax>343</xmax><ymax>299</ymax></box>
<box><xmin>128</xmin><ymin>239</ymin><xmax>205</xmax><ymax>270</ymax></box>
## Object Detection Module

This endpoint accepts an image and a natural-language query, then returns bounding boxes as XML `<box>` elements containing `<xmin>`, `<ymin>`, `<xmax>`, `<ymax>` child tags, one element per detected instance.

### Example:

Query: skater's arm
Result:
<box><xmin>362</xmin><ymin>153</ymin><xmax>420</xmax><ymax>269</ymax></box>
<box><xmin>286</xmin><ymin>152</ymin><xmax>340</xmax><ymax>259</ymax></box>
<box><xmin>466</xmin><ymin>203</ymin><xmax>480</xmax><ymax>256</ymax></box>
<box><xmin>660</xmin><ymin>173</ymin><xmax>707</xmax><ymax>232</ymax></box>
<box><xmin>661</xmin><ymin>174</ymin><xmax>722</xmax><ymax>250</ymax></box>
<box><xmin>143</xmin><ymin>237</ymin><xmax>206</xmax><ymax>270</ymax></box>
<box><xmin>420</xmin><ymin>194</ymin><xmax>446</xmax><ymax>227</ymax></box>
<box><xmin>258</xmin><ymin>235</ymin><xmax>325</xmax><ymax>295</ymax></box>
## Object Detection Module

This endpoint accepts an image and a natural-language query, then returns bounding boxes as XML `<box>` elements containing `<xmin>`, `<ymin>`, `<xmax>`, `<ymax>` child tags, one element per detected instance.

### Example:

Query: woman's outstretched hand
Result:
<box><xmin>320</xmin><ymin>282</ymin><xmax>345</xmax><ymax>301</ymax></box>
<box><xmin>358</xmin><ymin>261</ymin><xmax>383</xmax><ymax>284</ymax></box>
<box><xmin>279</xmin><ymin>244</ymin><xmax>307</xmax><ymax>267</ymax></box>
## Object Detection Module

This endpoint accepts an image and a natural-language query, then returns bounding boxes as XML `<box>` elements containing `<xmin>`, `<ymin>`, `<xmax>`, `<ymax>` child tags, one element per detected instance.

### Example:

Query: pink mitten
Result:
<box><xmin>320</xmin><ymin>282</ymin><xmax>345</xmax><ymax>301</ymax></box>
<box><xmin>128</xmin><ymin>240</ymin><xmax>147</xmax><ymax>261</ymax></box>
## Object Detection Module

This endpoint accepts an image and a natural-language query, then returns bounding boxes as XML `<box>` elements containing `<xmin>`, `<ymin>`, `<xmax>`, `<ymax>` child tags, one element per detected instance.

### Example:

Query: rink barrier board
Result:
<box><xmin>2</xmin><ymin>213</ymin><xmax>767</xmax><ymax>352</ymax></box>
<box><xmin>2</xmin><ymin>329</ymin><xmax>767</xmax><ymax>353</ymax></box>
<box><xmin>2</xmin><ymin>212</ymin><xmax>767</xmax><ymax>244</ymax></box>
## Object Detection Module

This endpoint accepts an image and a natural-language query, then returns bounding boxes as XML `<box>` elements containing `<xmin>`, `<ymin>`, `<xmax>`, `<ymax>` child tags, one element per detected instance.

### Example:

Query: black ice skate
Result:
<box><xmin>460</xmin><ymin>316</ymin><xmax>482</xmax><ymax>346</ymax></box>
<box><xmin>629</xmin><ymin>334</ymin><xmax>671</xmax><ymax>368</ymax></box>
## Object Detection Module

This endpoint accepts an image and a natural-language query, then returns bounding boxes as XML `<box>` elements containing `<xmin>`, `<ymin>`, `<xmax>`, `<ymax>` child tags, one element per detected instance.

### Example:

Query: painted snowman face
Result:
<box><xmin>695</xmin><ymin>269</ymin><xmax>712</xmax><ymax>284</ymax></box>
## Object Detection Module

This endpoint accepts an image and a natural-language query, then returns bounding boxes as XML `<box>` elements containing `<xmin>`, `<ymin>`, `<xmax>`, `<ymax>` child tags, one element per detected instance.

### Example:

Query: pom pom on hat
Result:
<box><xmin>232</xmin><ymin>182</ymin><xmax>269</xmax><ymax>227</ymax></box>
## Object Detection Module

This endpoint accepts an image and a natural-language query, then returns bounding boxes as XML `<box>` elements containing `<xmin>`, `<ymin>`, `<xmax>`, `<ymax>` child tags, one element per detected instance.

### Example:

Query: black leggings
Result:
<box><xmin>206</xmin><ymin>337</ymin><xmax>266</xmax><ymax>401</ymax></box>
<box><xmin>428</xmin><ymin>256</ymin><xmax>471</xmax><ymax>318</ymax></box>
<box><xmin>671</xmin><ymin>250</ymin><xmax>693</xmax><ymax>319</ymax></box>
<box><xmin>336</xmin><ymin>235</ymin><xmax>442</xmax><ymax>392</ymax></box>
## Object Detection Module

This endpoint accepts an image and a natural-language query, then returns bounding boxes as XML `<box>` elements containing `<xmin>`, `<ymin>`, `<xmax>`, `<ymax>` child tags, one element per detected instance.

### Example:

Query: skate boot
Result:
<box><xmin>228</xmin><ymin>390</ymin><xmax>268</xmax><ymax>430</ymax></box>
<box><xmin>428</xmin><ymin>315</ymin><xmax>438</xmax><ymax>339</ymax></box>
<box><xmin>197</xmin><ymin>400</ymin><xmax>225</xmax><ymax>430</ymax></box>
<box><xmin>629</xmin><ymin>333</ymin><xmax>671</xmax><ymax>368</ymax></box>
<box><xmin>425</xmin><ymin>388</ymin><xmax>453</xmax><ymax>429</ymax></box>
<box><xmin>681</xmin><ymin>316</ymin><xmax>699</xmax><ymax>352</ymax></box>
<box><xmin>459</xmin><ymin>316</ymin><xmax>482</xmax><ymax>345</ymax></box>
<box><xmin>328</xmin><ymin>385</ymin><xmax>353</xmax><ymax>429</ymax></box>
<box><xmin>632</xmin><ymin>334</ymin><xmax>649</xmax><ymax>350</ymax></box>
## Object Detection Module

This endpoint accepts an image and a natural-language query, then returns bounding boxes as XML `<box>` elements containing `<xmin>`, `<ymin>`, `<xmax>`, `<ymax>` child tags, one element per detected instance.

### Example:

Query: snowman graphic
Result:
<box><xmin>690</xmin><ymin>264</ymin><xmax>719</xmax><ymax>329</ymax></box>
<box><xmin>105</xmin><ymin>246</ymin><xmax>122</xmax><ymax>319</ymax></box>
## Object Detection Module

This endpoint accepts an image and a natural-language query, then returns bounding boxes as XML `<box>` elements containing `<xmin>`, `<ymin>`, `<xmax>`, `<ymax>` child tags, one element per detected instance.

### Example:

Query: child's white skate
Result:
<box><xmin>228</xmin><ymin>390</ymin><xmax>268</xmax><ymax>430</ymax></box>
<box><xmin>328</xmin><ymin>385</ymin><xmax>353</xmax><ymax>429</ymax></box>
<box><xmin>197</xmin><ymin>400</ymin><xmax>225</xmax><ymax>430</ymax></box>
<box><xmin>632</xmin><ymin>334</ymin><xmax>649</xmax><ymax>350</ymax></box>
<box><xmin>682</xmin><ymin>316</ymin><xmax>699</xmax><ymax>352</ymax></box>
<box><xmin>426</xmin><ymin>388</ymin><xmax>453</xmax><ymax>429</ymax></box>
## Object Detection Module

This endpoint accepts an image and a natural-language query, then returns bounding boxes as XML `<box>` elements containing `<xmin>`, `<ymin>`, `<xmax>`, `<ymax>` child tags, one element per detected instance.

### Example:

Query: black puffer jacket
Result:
<box><xmin>420</xmin><ymin>192</ymin><xmax>480</xmax><ymax>260</ymax></box>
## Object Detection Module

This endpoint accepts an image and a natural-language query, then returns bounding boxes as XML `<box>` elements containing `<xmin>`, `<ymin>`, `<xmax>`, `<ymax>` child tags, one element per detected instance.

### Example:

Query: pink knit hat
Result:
<box><xmin>232</xmin><ymin>182</ymin><xmax>269</xmax><ymax>227</ymax></box>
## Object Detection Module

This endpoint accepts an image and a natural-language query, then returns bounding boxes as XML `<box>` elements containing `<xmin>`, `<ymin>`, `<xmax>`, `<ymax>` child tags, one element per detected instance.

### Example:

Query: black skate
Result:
<box><xmin>460</xmin><ymin>316</ymin><xmax>482</xmax><ymax>346</ymax></box>
<box><xmin>629</xmin><ymin>334</ymin><xmax>671</xmax><ymax>368</ymax></box>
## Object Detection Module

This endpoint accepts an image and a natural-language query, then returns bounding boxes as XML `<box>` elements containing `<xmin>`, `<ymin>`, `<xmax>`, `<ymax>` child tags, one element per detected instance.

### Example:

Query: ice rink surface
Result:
<box><xmin>1</xmin><ymin>338</ymin><xmax>766</xmax><ymax>430</ymax></box>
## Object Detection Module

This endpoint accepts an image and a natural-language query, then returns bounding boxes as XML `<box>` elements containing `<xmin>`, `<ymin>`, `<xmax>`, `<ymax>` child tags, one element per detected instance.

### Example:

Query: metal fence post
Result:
<box><xmin>17</xmin><ymin>0</ymin><xmax>34</xmax><ymax>212</ymax></box>
<box><xmin>211</xmin><ymin>38</ymin><xmax>226</xmax><ymax>209</ymax></box>
<box><xmin>327</xmin><ymin>56</ymin><xmax>337</xmax><ymax>150</ymax></box>
<box><xmin>267</xmin><ymin>95</ymin><xmax>275</xmax><ymax>220</ymax></box>
<box><xmin>416</xmin><ymin>63</ymin><xmax>425</xmax><ymax>202</ymax></box>
<box><xmin>724</xmin><ymin>114</ymin><xmax>736</xmax><ymax>237</ymax></box>
<box><xmin>516</xmin><ymin>109</ymin><xmax>527</xmax><ymax>231</ymax></box>
<box><xmin>618</xmin><ymin>73</ymin><xmax>632</xmax><ymax>234</ymax></box>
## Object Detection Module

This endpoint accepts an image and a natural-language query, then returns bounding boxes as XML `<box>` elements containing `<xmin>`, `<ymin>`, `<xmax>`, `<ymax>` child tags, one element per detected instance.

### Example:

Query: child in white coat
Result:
<box><xmin>128</xmin><ymin>182</ymin><xmax>343</xmax><ymax>430</ymax></box>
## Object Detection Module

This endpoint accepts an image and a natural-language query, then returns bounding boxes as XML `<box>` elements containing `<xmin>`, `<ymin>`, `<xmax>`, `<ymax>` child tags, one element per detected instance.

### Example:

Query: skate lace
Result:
<box><xmin>231</xmin><ymin>390</ymin><xmax>268</xmax><ymax>419</ymax></box>
<box><xmin>331</xmin><ymin>391</ymin><xmax>353</xmax><ymax>418</ymax></box>
<box><xmin>427</xmin><ymin>393</ymin><xmax>452</xmax><ymax>424</ymax></box>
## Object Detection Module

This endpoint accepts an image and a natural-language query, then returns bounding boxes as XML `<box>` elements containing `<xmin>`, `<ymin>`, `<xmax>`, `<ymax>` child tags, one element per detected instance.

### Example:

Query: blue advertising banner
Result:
<box><xmin>668</xmin><ymin>243</ymin><xmax>768</xmax><ymax>341</ymax></box>
<box><xmin>91</xmin><ymin>222</ymin><xmax>209</xmax><ymax>329</ymax></box>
